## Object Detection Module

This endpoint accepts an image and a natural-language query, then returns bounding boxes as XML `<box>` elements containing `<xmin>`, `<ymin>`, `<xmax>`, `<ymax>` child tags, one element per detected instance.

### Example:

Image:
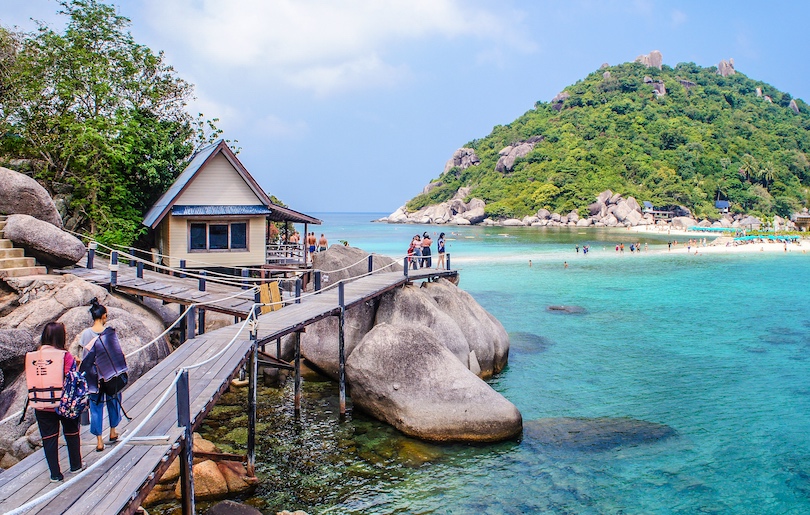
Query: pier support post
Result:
<box><xmin>136</xmin><ymin>261</ymin><xmax>144</xmax><ymax>279</ymax></box>
<box><xmin>186</xmin><ymin>305</ymin><xmax>196</xmax><ymax>340</ymax></box>
<box><xmin>177</xmin><ymin>369</ymin><xmax>195</xmax><ymax>515</ymax></box>
<box><xmin>294</xmin><ymin>331</ymin><xmax>301</xmax><ymax>416</ymax></box>
<box><xmin>314</xmin><ymin>270</ymin><xmax>321</xmax><ymax>292</ymax></box>
<box><xmin>338</xmin><ymin>282</ymin><xmax>346</xmax><ymax>417</ymax></box>
<box><xmin>110</xmin><ymin>251</ymin><xmax>119</xmax><ymax>288</ymax></box>
<box><xmin>403</xmin><ymin>257</ymin><xmax>409</xmax><ymax>280</ymax></box>
<box><xmin>179</xmin><ymin>259</ymin><xmax>186</xmax><ymax>279</ymax></box>
<box><xmin>198</xmin><ymin>308</ymin><xmax>206</xmax><ymax>335</ymax></box>
<box><xmin>87</xmin><ymin>242</ymin><xmax>96</xmax><ymax>269</ymax></box>
<box><xmin>368</xmin><ymin>254</ymin><xmax>373</xmax><ymax>273</ymax></box>
<box><xmin>276</xmin><ymin>337</ymin><xmax>281</xmax><ymax>360</ymax></box>
<box><xmin>247</xmin><ymin>310</ymin><xmax>258</xmax><ymax>476</ymax></box>
<box><xmin>199</xmin><ymin>270</ymin><xmax>206</xmax><ymax>291</ymax></box>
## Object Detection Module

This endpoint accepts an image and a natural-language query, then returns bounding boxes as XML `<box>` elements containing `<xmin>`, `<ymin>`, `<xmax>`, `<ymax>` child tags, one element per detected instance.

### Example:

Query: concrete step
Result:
<box><xmin>0</xmin><ymin>266</ymin><xmax>48</xmax><ymax>279</ymax></box>
<box><xmin>0</xmin><ymin>257</ymin><xmax>37</xmax><ymax>269</ymax></box>
<box><xmin>0</xmin><ymin>248</ymin><xmax>24</xmax><ymax>259</ymax></box>
<box><xmin>0</xmin><ymin>240</ymin><xmax>11</xmax><ymax>249</ymax></box>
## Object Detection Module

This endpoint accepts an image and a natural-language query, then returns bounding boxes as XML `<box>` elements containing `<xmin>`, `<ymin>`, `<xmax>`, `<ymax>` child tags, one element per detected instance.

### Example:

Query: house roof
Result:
<box><xmin>715</xmin><ymin>200</ymin><xmax>730</xmax><ymax>208</ymax></box>
<box><xmin>143</xmin><ymin>140</ymin><xmax>320</xmax><ymax>228</ymax></box>
<box><xmin>171</xmin><ymin>205</ymin><xmax>273</xmax><ymax>217</ymax></box>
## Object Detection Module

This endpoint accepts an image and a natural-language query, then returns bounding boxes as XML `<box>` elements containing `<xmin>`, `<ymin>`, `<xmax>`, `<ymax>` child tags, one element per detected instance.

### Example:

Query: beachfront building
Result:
<box><xmin>143</xmin><ymin>139</ymin><xmax>320</xmax><ymax>269</ymax></box>
<box><xmin>715</xmin><ymin>200</ymin><xmax>730</xmax><ymax>214</ymax></box>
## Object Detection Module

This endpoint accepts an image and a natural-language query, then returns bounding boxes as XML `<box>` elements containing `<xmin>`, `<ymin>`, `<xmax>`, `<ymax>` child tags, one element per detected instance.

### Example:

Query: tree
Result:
<box><xmin>0</xmin><ymin>0</ymin><xmax>194</xmax><ymax>244</ymax></box>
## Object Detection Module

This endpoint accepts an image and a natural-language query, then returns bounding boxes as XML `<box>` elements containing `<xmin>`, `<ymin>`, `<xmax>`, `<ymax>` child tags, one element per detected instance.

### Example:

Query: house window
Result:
<box><xmin>188</xmin><ymin>221</ymin><xmax>249</xmax><ymax>252</ymax></box>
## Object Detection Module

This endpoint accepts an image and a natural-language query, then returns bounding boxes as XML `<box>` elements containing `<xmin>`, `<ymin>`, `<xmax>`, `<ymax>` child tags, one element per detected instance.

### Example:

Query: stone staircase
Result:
<box><xmin>0</xmin><ymin>215</ymin><xmax>47</xmax><ymax>279</ymax></box>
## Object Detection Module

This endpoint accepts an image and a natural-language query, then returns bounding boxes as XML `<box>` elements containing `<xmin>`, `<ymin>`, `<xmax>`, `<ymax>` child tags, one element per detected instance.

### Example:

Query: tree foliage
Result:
<box><xmin>408</xmin><ymin>61</ymin><xmax>810</xmax><ymax>220</ymax></box>
<box><xmin>0</xmin><ymin>0</ymin><xmax>199</xmax><ymax>245</ymax></box>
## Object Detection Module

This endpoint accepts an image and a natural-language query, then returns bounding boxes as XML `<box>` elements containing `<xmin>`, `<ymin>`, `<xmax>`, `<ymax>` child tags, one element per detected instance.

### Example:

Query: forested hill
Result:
<box><xmin>406</xmin><ymin>58</ymin><xmax>810</xmax><ymax>220</ymax></box>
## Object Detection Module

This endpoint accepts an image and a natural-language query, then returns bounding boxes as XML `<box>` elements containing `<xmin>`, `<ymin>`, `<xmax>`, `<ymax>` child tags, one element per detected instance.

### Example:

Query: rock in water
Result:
<box><xmin>205</xmin><ymin>501</ymin><xmax>263</xmax><ymax>515</ymax></box>
<box><xmin>346</xmin><ymin>323</ymin><xmax>522</xmax><ymax>442</ymax></box>
<box><xmin>4</xmin><ymin>214</ymin><xmax>85</xmax><ymax>267</ymax></box>
<box><xmin>523</xmin><ymin>417</ymin><xmax>675</xmax><ymax>451</ymax></box>
<box><xmin>0</xmin><ymin>168</ymin><xmax>62</xmax><ymax>228</ymax></box>
<box><xmin>546</xmin><ymin>305</ymin><xmax>587</xmax><ymax>315</ymax></box>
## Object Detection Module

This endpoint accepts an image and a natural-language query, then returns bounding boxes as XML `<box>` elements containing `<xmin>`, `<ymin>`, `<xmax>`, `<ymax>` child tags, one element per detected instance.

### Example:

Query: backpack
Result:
<box><xmin>24</xmin><ymin>347</ymin><xmax>66</xmax><ymax>410</ymax></box>
<box><xmin>100</xmin><ymin>372</ymin><xmax>128</xmax><ymax>397</ymax></box>
<box><xmin>56</xmin><ymin>363</ymin><xmax>88</xmax><ymax>419</ymax></box>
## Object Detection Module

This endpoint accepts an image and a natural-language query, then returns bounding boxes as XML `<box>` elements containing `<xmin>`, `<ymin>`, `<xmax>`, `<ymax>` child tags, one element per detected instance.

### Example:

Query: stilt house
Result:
<box><xmin>143</xmin><ymin>140</ymin><xmax>319</xmax><ymax>269</ymax></box>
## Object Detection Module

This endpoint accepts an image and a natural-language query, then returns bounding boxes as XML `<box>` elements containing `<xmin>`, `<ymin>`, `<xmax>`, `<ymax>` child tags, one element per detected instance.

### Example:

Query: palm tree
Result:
<box><xmin>760</xmin><ymin>161</ymin><xmax>776</xmax><ymax>188</ymax></box>
<box><xmin>738</xmin><ymin>153</ymin><xmax>758</xmax><ymax>182</ymax></box>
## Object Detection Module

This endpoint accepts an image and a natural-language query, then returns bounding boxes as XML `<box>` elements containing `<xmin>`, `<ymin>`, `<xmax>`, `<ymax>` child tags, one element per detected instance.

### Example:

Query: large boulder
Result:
<box><xmin>296</xmin><ymin>299</ymin><xmax>377</xmax><ymax>379</ymax></box>
<box><xmin>671</xmin><ymin>216</ymin><xmax>698</xmax><ymax>229</ymax></box>
<box><xmin>461</xmin><ymin>207</ymin><xmax>485</xmax><ymax>224</ymax></box>
<box><xmin>312</xmin><ymin>245</ymin><xmax>402</xmax><ymax>289</ymax></box>
<box><xmin>495</xmin><ymin>142</ymin><xmax>535</xmax><ymax>173</ymax></box>
<box><xmin>625</xmin><ymin>197</ymin><xmax>641</xmax><ymax>212</ymax></box>
<box><xmin>374</xmin><ymin>285</ymin><xmax>471</xmax><ymax>368</ymax></box>
<box><xmin>4</xmin><ymin>214</ymin><xmax>85</xmax><ymax>267</ymax></box>
<box><xmin>0</xmin><ymin>168</ymin><xmax>62</xmax><ymax>228</ymax></box>
<box><xmin>0</xmin><ymin>328</ymin><xmax>37</xmax><ymax>372</ymax></box>
<box><xmin>523</xmin><ymin>417</ymin><xmax>675</xmax><ymax>451</ymax></box>
<box><xmin>501</xmin><ymin>219</ymin><xmax>524</xmax><ymax>227</ymax></box>
<box><xmin>717</xmin><ymin>58</ymin><xmax>735</xmax><ymax>77</ymax></box>
<box><xmin>346</xmin><ymin>323</ymin><xmax>522</xmax><ymax>442</ymax></box>
<box><xmin>635</xmin><ymin>50</ymin><xmax>663</xmax><ymax>69</ymax></box>
<box><xmin>422</xmin><ymin>279</ymin><xmax>509</xmax><ymax>376</ymax></box>
<box><xmin>443</xmin><ymin>148</ymin><xmax>480</xmax><ymax>174</ymax></box>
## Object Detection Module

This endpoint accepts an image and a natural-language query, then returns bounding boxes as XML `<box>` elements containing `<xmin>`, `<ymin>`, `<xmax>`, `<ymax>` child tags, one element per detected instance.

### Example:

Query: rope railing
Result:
<box><xmin>6</xmin><ymin>305</ymin><xmax>259</xmax><ymax>515</ymax></box>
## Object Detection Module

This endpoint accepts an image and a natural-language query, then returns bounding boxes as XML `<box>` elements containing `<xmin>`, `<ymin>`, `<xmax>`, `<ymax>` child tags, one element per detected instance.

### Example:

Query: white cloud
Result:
<box><xmin>143</xmin><ymin>0</ymin><xmax>535</xmax><ymax>96</ymax></box>
<box><xmin>671</xmin><ymin>9</ymin><xmax>687</xmax><ymax>27</ymax></box>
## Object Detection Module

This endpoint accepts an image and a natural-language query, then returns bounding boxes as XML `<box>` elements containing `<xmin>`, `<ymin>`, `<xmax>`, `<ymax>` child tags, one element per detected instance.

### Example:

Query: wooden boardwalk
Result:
<box><xmin>0</xmin><ymin>263</ymin><xmax>456</xmax><ymax>514</ymax></box>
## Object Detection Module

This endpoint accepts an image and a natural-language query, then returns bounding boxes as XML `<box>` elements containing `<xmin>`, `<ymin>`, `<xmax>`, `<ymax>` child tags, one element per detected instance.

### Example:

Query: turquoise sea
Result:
<box><xmin>200</xmin><ymin>213</ymin><xmax>810</xmax><ymax>515</ymax></box>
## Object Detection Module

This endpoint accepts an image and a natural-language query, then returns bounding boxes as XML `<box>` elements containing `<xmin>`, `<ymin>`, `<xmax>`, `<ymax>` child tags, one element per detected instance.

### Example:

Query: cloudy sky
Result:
<box><xmin>3</xmin><ymin>0</ymin><xmax>809</xmax><ymax>213</ymax></box>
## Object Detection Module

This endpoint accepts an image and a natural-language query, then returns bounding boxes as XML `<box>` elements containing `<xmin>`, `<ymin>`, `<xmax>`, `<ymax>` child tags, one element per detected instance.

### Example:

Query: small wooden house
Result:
<box><xmin>143</xmin><ymin>140</ymin><xmax>319</xmax><ymax>269</ymax></box>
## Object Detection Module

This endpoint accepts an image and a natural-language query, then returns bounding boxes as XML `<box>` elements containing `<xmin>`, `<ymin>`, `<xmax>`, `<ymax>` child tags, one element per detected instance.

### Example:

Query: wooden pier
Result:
<box><xmin>0</xmin><ymin>257</ymin><xmax>456</xmax><ymax>514</ymax></box>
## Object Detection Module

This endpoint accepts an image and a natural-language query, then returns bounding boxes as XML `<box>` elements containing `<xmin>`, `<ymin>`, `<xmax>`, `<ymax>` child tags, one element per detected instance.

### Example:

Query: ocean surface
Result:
<box><xmin>197</xmin><ymin>213</ymin><xmax>810</xmax><ymax>515</ymax></box>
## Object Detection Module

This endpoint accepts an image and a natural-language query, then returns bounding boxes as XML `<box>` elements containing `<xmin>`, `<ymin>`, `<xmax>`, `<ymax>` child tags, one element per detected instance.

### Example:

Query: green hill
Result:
<box><xmin>406</xmin><ymin>60</ymin><xmax>810</xmax><ymax>221</ymax></box>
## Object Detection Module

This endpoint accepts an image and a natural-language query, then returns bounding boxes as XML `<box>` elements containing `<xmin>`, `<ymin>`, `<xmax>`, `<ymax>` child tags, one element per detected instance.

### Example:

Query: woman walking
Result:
<box><xmin>26</xmin><ymin>323</ymin><xmax>83</xmax><ymax>481</ymax></box>
<box><xmin>79</xmin><ymin>298</ymin><xmax>127</xmax><ymax>452</ymax></box>
<box><xmin>410</xmin><ymin>234</ymin><xmax>422</xmax><ymax>269</ymax></box>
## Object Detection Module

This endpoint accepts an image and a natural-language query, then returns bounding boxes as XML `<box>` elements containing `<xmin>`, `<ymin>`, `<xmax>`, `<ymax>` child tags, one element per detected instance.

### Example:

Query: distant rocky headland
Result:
<box><xmin>382</xmin><ymin>51</ymin><xmax>809</xmax><ymax>232</ymax></box>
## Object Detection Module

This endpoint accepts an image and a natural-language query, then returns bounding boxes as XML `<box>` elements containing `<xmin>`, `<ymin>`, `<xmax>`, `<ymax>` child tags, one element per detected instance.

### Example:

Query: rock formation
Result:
<box><xmin>4</xmin><ymin>214</ymin><xmax>85</xmax><ymax>268</ymax></box>
<box><xmin>523</xmin><ymin>417</ymin><xmax>675</xmax><ymax>451</ymax></box>
<box><xmin>443</xmin><ymin>147</ymin><xmax>481</xmax><ymax>174</ymax></box>
<box><xmin>653</xmin><ymin>82</ymin><xmax>666</xmax><ymax>97</ymax></box>
<box><xmin>292</xmin><ymin>245</ymin><xmax>517</xmax><ymax>442</ymax></box>
<box><xmin>635</xmin><ymin>50</ymin><xmax>663</xmax><ymax>70</ymax></box>
<box><xmin>789</xmin><ymin>99</ymin><xmax>800</xmax><ymax>114</ymax></box>
<box><xmin>495</xmin><ymin>136</ymin><xmax>543</xmax><ymax>173</ymax></box>
<box><xmin>717</xmin><ymin>58</ymin><xmax>735</xmax><ymax>77</ymax></box>
<box><xmin>0</xmin><ymin>168</ymin><xmax>62</xmax><ymax>228</ymax></box>
<box><xmin>346</xmin><ymin>324</ymin><xmax>522</xmax><ymax>442</ymax></box>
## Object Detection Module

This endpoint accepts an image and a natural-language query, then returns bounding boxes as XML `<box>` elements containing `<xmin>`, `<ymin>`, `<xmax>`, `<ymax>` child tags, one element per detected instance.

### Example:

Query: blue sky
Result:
<box><xmin>3</xmin><ymin>0</ymin><xmax>809</xmax><ymax>214</ymax></box>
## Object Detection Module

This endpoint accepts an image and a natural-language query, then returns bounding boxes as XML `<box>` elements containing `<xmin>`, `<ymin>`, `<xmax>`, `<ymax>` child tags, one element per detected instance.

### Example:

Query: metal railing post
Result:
<box><xmin>110</xmin><ymin>251</ymin><xmax>118</xmax><ymax>287</ymax></box>
<box><xmin>179</xmin><ymin>259</ymin><xmax>186</xmax><ymax>279</ymax></box>
<box><xmin>136</xmin><ymin>261</ymin><xmax>144</xmax><ymax>279</ymax></box>
<box><xmin>403</xmin><ymin>257</ymin><xmax>409</xmax><ymax>280</ymax></box>
<box><xmin>241</xmin><ymin>269</ymin><xmax>250</xmax><ymax>290</ymax></box>
<box><xmin>128</xmin><ymin>248</ymin><xmax>135</xmax><ymax>267</ymax></box>
<box><xmin>198</xmin><ymin>308</ymin><xmax>205</xmax><ymax>335</ymax></box>
<box><xmin>314</xmin><ymin>270</ymin><xmax>321</xmax><ymax>292</ymax></box>
<box><xmin>368</xmin><ymin>254</ymin><xmax>373</xmax><ymax>273</ymax></box>
<box><xmin>338</xmin><ymin>282</ymin><xmax>346</xmax><ymax>417</ymax></box>
<box><xmin>176</xmin><ymin>369</ymin><xmax>195</xmax><ymax>515</ymax></box>
<box><xmin>295</xmin><ymin>278</ymin><xmax>301</xmax><ymax>304</ymax></box>
<box><xmin>87</xmin><ymin>242</ymin><xmax>96</xmax><ymax>269</ymax></box>
<box><xmin>198</xmin><ymin>270</ymin><xmax>206</xmax><ymax>291</ymax></box>
<box><xmin>446</xmin><ymin>253</ymin><xmax>451</xmax><ymax>270</ymax></box>
<box><xmin>247</xmin><ymin>309</ymin><xmax>258</xmax><ymax>476</ymax></box>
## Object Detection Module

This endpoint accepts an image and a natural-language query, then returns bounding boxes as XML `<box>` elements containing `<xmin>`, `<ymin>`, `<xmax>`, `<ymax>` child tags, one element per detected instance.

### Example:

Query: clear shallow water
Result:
<box><xmin>197</xmin><ymin>214</ymin><xmax>810</xmax><ymax>514</ymax></box>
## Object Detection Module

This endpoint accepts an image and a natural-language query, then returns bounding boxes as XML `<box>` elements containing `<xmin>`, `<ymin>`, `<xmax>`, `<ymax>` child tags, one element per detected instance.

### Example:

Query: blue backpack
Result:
<box><xmin>57</xmin><ymin>363</ymin><xmax>88</xmax><ymax>419</ymax></box>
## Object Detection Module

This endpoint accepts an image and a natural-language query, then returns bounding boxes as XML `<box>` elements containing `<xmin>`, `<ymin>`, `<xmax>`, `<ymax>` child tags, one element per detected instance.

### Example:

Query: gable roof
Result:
<box><xmin>143</xmin><ymin>140</ymin><xmax>274</xmax><ymax>229</ymax></box>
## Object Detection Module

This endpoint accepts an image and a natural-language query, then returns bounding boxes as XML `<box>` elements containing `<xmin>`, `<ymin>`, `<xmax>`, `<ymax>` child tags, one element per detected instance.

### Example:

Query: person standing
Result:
<box><xmin>410</xmin><ymin>235</ymin><xmax>422</xmax><ymax>269</ymax></box>
<box><xmin>421</xmin><ymin>232</ymin><xmax>432</xmax><ymax>268</ymax></box>
<box><xmin>435</xmin><ymin>232</ymin><xmax>446</xmax><ymax>269</ymax></box>
<box><xmin>26</xmin><ymin>322</ymin><xmax>83</xmax><ymax>482</ymax></box>
<box><xmin>318</xmin><ymin>233</ymin><xmax>328</xmax><ymax>252</ymax></box>
<box><xmin>79</xmin><ymin>298</ymin><xmax>127</xmax><ymax>452</ymax></box>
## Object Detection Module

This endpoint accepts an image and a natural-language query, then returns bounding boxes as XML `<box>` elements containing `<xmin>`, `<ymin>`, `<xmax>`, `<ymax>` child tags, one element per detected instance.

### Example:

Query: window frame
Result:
<box><xmin>187</xmin><ymin>220</ymin><xmax>250</xmax><ymax>253</ymax></box>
